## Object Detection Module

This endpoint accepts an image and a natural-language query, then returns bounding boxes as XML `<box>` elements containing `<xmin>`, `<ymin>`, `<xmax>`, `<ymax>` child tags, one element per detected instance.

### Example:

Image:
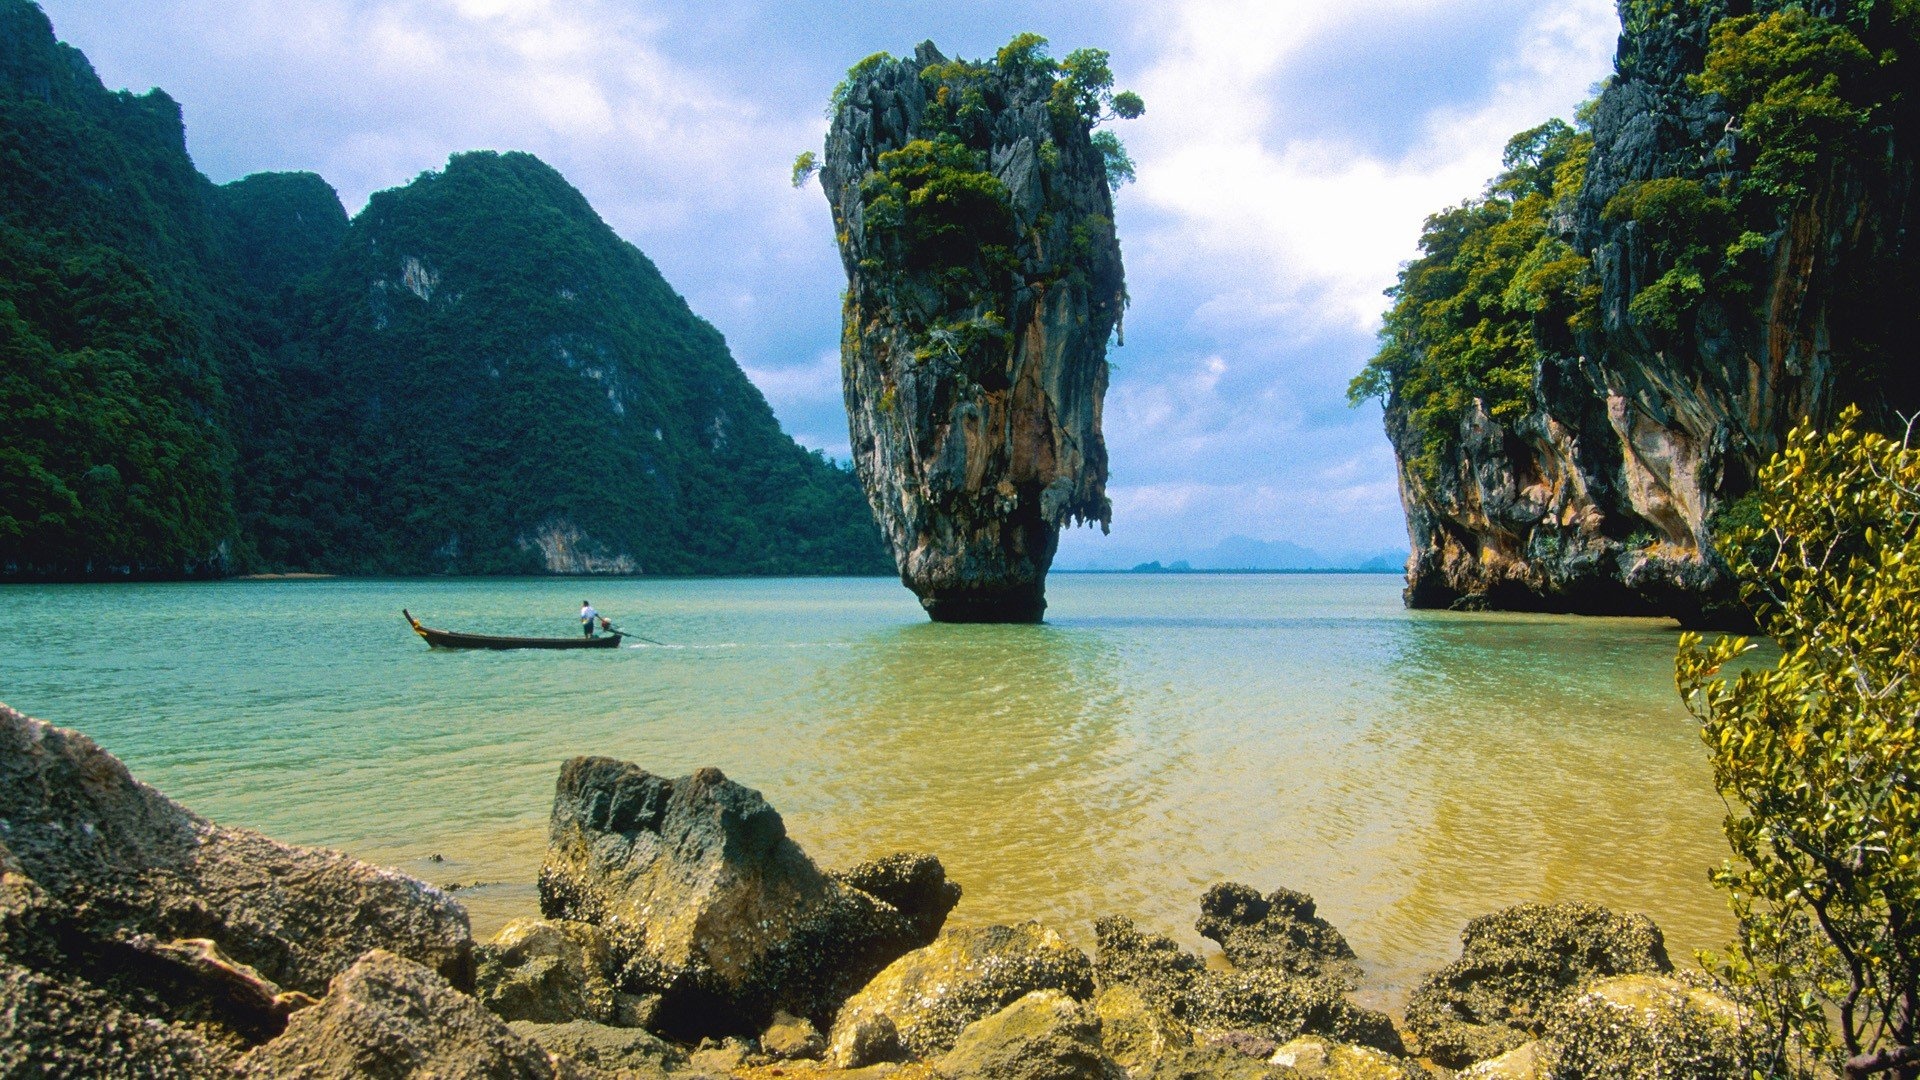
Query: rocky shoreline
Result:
<box><xmin>1</xmin><ymin>702</ymin><xmax>1746</xmax><ymax>1078</ymax></box>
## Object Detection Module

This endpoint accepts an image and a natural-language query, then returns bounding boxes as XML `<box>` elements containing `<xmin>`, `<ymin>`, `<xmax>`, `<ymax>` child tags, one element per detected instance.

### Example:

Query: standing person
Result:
<box><xmin>580</xmin><ymin>600</ymin><xmax>599</xmax><ymax>638</ymax></box>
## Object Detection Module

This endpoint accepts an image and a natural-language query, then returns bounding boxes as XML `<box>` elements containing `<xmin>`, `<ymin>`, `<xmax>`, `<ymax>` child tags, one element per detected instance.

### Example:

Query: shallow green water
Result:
<box><xmin>0</xmin><ymin>574</ymin><xmax>1735</xmax><ymax>1001</ymax></box>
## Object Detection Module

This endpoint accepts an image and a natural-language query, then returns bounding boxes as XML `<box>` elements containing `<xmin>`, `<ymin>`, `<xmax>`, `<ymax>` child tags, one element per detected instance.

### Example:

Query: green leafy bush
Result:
<box><xmin>1677</xmin><ymin>408</ymin><xmax>1920</xmax><ymax>1078</ymax></box>
<box><xmin>1695</xmin><ymin>8</ymin><xmax>1881</xmax><ymax>203</ymax></box>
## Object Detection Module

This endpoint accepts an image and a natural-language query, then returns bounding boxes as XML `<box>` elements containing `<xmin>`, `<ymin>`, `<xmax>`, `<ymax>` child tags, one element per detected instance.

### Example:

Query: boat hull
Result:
<box><xmin>403</xmin><ymin>610</ymin><xmax>622</xmax><ymax>650</ymax></box>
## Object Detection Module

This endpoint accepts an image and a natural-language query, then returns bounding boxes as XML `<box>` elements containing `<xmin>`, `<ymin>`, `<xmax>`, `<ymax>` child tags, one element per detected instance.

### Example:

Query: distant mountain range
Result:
<box><xmin>1060</xmin><ymin>535</ymin><xmax>1408</xmax><ymax>573</ymax></box>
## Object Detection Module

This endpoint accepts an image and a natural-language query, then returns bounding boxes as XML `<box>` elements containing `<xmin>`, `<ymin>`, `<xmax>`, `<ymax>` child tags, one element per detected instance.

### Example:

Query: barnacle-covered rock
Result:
<box><xmin>475</xmin><ymin>918</ymin><xmax>618</xmax><ymax>1024</ymax></box>
<box><xmin>932</xmin><ymin>989</ymin><xmax>1113</xmax><ymax>1080</ymax></box>
<box><xmin>1093</xmin><ymin>915</ymin><xmax>1401</xmax><ymax>1056</ymax></box>
<box><xmin>1404</xmin><ymin>903</ymin><xmax>1670</xmax><ymax>1068</ymax></box>
<box><xmin>238</xmin><ymin>950</ymin><xmax>573</xmax><ymax>1079</ymax></box>
<box><xmin>1538</xmin><ymin>974</ymin><xmax>1747</xmax><ymax>1080</ymax></box>
<box><xmin>1195</xmin><ymin>884</ymin><xmax>1363</xmax><ymax>987</ymax></box>
<box><xmin>828</xmin><ymin>922</ymin><xmax>1095</xmax><ymax>1066</ymax></box>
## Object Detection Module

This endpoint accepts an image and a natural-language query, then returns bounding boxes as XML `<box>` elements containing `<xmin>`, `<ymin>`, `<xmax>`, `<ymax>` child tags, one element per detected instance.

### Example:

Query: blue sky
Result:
<box><xmin>39</xmin><ymin>0</ymin><xmax>1621</xmax><ymax>567</ymax></box>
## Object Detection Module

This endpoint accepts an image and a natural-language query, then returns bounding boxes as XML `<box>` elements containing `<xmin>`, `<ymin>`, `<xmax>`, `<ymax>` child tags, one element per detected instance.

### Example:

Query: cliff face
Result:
<box><xmin>820</xmin><ymin>42</ymin><xmax>1123</xmax><ymax>622</ymax></box>
<box><xmin>1387</xmin><ymin>0</ymin><xmax>1917</xmax><ymax>624</ymax></box>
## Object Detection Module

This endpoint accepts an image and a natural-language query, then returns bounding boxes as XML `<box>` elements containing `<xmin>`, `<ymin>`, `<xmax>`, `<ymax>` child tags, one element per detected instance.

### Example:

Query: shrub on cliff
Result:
<box><xmin>1677</xmin><ymin>408</ymin><xmax>1920</xmax><ymax>1078</ymax></box>
<box><xmin>1616</xmin><ymin>0</ymin><xmax>1912</xmax><ymax>356</ymax></box>
<box><xmin>1349</xmin><ymin>117</ymin><xmax>1596</xmax><ymax>484</ymax></box>
<box><xmin>1355</xmin><ymin>0</ymin><xmax>1917</xmax><ymax>491</ymax></box>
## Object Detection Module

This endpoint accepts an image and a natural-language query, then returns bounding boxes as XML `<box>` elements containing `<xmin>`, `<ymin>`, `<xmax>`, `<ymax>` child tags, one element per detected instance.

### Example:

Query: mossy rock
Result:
<box><xmin>1195</xmin><ymin>884</ymin><xmax>1362</xmax><ymax>987</ymax></box>
<box><xmin>932</xmin><ymin>990</ymin><xmax>1112</xmax><ymax>1080</ymax></box>
<box><xmin>506</xmin><ymin>1019</ymin><xmax>687</xmax><ymax>1075</ymax></box>
<box><xmin>1269</xmin><ymin>1035</ymin><xmax>1430</xmax><ymax>1079</ymax></box>
<box><xmin>1137</xmin><ymin>1045</ymin><xmax>1295</xmax><ymax>1080</ymax></box>
<box><xmin>475</xmin><ymin>917</ymin><xmax>616</xmax><ymax>1024</ymax></box>
<box><xmin>829</xmin><ymin>922</ymin><xmax>1095</xmax><ymax>1065</ymax></box>
<box><xmin>1096</xmin><ymin>983</ymin><xmax>1194</xmax><ymax>1073</ymax></box>
<box><xmin>1093</xmin><ymin>915</ymin><xmax>1402</xmax><ymax>1056</ymax></box>
<box><xmin>1458</xmin><ymin>1041</ymin><xmax>1545</xmax><ymax>1079</ymax></box>
<box><xmin>1404</xmin><ymin>903</ymin><xmax>1670</xmax><ymax>1068</ymax></box>
<box><xmin>1538</xmin><ymin>974</ymin><xmax>1748</xmax><ymax>1080</ymax></box>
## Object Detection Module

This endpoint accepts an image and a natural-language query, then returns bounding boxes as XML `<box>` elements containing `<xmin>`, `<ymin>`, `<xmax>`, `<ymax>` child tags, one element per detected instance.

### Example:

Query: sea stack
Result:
<box><xmin>819</xmin><ymin>40</ymin><xmax>1124</xmax><ymax>622</ymax></box>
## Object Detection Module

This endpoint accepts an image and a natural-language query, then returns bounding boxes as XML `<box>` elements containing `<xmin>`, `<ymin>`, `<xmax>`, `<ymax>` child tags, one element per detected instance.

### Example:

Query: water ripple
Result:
<box><xmin>0</xmin><ymin>574</ymin><xmax>1733</xmax><ymax>989</ymax></box>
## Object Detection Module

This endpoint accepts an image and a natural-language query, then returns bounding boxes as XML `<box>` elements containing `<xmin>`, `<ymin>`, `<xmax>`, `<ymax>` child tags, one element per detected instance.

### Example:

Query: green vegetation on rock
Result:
<box><xmin>1354</xmin><ymin>0</ymin><xmax>1917</xmax><ymax>478</ymax></box>
<box><xmin>0</xmin><ymin>0</ymin><xmax>247</xmax><ymax>577</ymax></box>
<box><xmin>814</xmin><ymin>33</ymin><xmax>1133</xmax><ymax>619</ymax></box>
<box><xmin>1608</xmin><ymin>0</ymin><xmax>1911</xmax><ymax>344</ymax></box>
<box><xmin>1349</xmin><ymin>118</ymin><xmax>1595</xmax><ymax>484</ymax></box>
<box><xmin>240</xmin><ymin>150</ymin><xmax>887</xmax><ymax>576</ymax></box>
<box><xmin>838</xmin><ymin>33</ymin><xmax>1143</xmax><ymax>373</ymax></box>
<box><xmin>1678</xmin><ymin>408</ymin><xmax>1920</xmax><ymax>1078</ymax></box>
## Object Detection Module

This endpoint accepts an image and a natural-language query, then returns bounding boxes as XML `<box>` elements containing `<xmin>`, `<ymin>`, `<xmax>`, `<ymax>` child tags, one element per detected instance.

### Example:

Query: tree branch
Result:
<box><xmin>1844</xmin><ymin>1043</ymin><xmax>1919</xmax><ymax>1079</ymax></box>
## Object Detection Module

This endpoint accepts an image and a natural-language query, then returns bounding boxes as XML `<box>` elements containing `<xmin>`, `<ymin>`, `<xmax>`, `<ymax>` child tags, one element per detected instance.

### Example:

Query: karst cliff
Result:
<box><xmin>816</xmin><ymin>38</ymin><xmax>1130</xmax><ymax>622</ymax></box>
<box><xmin>1358</xmin><ymin>0</ymin><xmax>1917</xmax><ymax>624</ymax></box>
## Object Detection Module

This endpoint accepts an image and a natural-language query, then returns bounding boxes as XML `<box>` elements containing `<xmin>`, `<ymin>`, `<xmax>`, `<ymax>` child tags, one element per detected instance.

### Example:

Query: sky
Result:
<box><xmin>37</xmin><ymin>0</ymin><xmax>1622</xmax><ymax>568</ymax></box>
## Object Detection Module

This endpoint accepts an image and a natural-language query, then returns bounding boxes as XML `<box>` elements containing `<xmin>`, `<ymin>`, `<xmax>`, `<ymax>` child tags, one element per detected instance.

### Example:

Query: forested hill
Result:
<box><xmin>0</xmin><ymin>0</ymin><xmax>888</xmax><ymax>579</ymax></box>
<box><xmin>1</xmin><ymin>0</ymin><xmax>249</xmax><ymax>577</ymax></box>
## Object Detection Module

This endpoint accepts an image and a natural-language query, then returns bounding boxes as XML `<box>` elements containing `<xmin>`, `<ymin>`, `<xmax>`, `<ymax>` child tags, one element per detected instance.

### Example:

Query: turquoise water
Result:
<box><xmin>0</xmin><ymin>574</ymin><xmax>1734</xmax><ymax>1001</ymax></box>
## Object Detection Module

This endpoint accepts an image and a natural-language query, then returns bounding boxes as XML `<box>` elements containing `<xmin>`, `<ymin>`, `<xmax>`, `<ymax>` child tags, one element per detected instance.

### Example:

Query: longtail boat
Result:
<box><xmin>403</xmin><ymin>609</ymin><xmax>623</xmax><ymax>650</ymax></box>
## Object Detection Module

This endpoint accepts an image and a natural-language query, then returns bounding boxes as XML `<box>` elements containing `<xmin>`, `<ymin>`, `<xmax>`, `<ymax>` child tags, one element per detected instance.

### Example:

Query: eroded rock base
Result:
<box><xmin>920</xmin><ymin>584</ymin><xmax>1047</xmax><ymax>624</ymax></box>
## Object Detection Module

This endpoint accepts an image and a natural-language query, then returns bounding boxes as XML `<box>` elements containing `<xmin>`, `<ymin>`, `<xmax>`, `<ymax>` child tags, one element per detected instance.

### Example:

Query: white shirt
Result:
<box><xmin>581</xmin><ymin>605</ymin><xmax>598</xmax><ymax>622</ymax></box>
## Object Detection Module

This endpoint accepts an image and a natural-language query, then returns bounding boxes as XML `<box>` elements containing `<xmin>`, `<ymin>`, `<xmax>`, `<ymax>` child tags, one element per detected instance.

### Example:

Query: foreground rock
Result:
<box><xmin>831</xmin><ymin>853</ymin><xmax>964</xmax><ymax>945</ymax></box>
<box><xmin>239</xmin><ymin>950</ymin><xmax>579</xmax><ymax>1079</ymax></box>
<box><xmin>1132</xmin><ymin>1046</ymin><xmax>1294</xmax><ymax>1080</ymax></box>
<box><xmin>0</xmin><ymin>959</ymin><xmax>237</xmax><ymax>1078</ymax></box>
<box><xmin>760</xmin><ymin>1010</ymin><xmax>828</xmax><ymax>1061</ymax></box>
<box><xmin>933</xmin><ymin>989</ymin><xmax>1112</xmax><ymax>1080</ymax></box>
<box><xmin>476</xmin><ymin>918</ymin><xmax>619</xmax><ymax>1024</ymax></box>
<box><xmin>508</xmin><ymin>1019</ymin><xmax>690</xmax><ymax>1076</ymax></box>
<box><xmin>1094</xmin><ymin>910</ymin><xmax>1401</xmax><ymax>1055</ymax></box>
<box><xmin>1537</xmin><ymin>974</ymin><xmax>1746</xmax><ymax>1079</ymax></box>
<box><xmin>539</xmin><ymin>757</ymin><xmax>958</xmax><ymax>1037</ymax></box>
<box><xmin>1268</xmin><ymin>1035</ymin><xmax>1427</xmax><ymax>1079</ymax></box>
<box><xmin>829</xmin><ymin>921</ymin><xmax>1096</xmax><ymax>1065</ymax></box>
<box><xmin>1403</xmin><ymin>903</ymin><xmax>1671</xmax><ymax>1068</ymax></box>
<box><xmin>1195</xmin><ymin>884</ymin><xmax>1363</xmax><ymax>987</ymax></box>
<box><xmin>1455</xmin><ymin>975</ymin><xmax>1747</xmax><ymax>1079</ymax></box>
<box><xmin>819</xmin><ymin>40</ymin><xmax>1124</xmax><ymax>622</ymax></box>
<box><xmin>1095</xmin><ymin>984</ymin><xmax>1193</xmax><ymax>1074</ymax></box>
<box><xmin>0</xmin><ymin>703</ymin><xmax>472</xmax><ymax>1070</ymax></box>
<box><xmin>1457</xmin><ymin>1042</ymin><xmax>1545</xmax><ymax>1080</ymax></box>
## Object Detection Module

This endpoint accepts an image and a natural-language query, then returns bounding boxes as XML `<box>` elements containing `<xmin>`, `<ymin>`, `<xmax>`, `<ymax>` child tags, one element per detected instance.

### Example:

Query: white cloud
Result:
<box><xmin>1125</xmin><ymin>0</ymin><xmax>1617</xmax><ymax>333</ymax></box>
<box><xmin>743</xmin><ymin>350</ymin><xmax>843</xmax><ymax>413</ymax></box>
<box><xmin>83</xmin><ymin>0</ymin><xmax>818</xmax><ymax>242</ymax></box>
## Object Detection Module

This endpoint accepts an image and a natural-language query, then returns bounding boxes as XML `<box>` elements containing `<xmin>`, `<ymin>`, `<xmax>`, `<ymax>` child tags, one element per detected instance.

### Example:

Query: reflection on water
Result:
<box><xmin>0</xmin><ymin>575</ymin><xmax>1733</xmax><ymax>998</ymax></box>
<box><xmin>787</xmin><ymin>622</ymin><xmax>1144</xmax><ymax>941</ymax></box>
<box><xmin>1361</xmin><ymin>612</ymin><xmax>1729</xmax><ymax>987</ymax></box>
